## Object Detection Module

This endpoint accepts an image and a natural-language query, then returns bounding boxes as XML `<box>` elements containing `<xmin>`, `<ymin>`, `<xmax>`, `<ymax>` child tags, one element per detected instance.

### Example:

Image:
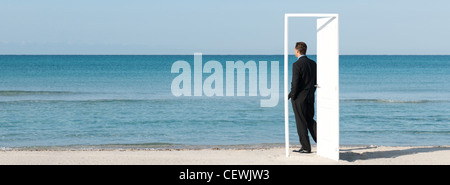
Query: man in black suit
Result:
<box><xmin>288</xmin><ymin>42</ymin><xmax>317</xmax><ymax>153</ymax></box>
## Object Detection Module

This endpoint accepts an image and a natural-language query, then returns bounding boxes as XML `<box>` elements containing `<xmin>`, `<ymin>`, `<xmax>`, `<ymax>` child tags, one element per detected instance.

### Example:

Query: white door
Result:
<box><xmin>316</xmin><ymin>16</ymin><xmax>340</xmax><ymax>161</ymax></box>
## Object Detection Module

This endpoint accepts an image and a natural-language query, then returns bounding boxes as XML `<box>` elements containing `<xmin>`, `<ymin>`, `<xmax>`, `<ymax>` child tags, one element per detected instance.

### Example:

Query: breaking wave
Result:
<box><xmin>340</xmin><ymin>99</ymin><xmax>449</xmax><ymax>104</ymax></box>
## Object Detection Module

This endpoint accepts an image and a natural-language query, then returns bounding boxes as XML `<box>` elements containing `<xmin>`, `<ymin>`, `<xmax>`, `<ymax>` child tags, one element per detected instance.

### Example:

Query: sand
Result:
<box><xmin>1</xmin><ymin>145</ymin><xmax>449</xmax><ymax>165</ymax></box>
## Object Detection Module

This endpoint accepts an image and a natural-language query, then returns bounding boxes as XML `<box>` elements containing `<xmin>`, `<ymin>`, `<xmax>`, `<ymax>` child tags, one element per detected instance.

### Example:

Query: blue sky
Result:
<box><xmin>1</xmin><ymin>0</ymin><xmax>449</xmax><ymax>55</ymax></box>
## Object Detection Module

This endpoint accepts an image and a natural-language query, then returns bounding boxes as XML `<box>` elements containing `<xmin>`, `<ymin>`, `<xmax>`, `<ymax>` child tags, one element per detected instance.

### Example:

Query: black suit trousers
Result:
<box><xmin>291</xmin><ymin>97</ymin><xmax>317</xmax><ymax>151</ymax></box>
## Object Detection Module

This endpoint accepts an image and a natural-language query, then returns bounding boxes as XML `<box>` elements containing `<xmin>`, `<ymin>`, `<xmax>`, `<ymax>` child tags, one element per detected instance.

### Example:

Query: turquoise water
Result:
<box><xmin>0</xmin><ymin>55</ymin><xmax>449</xmax><ymax>147</ymax></box>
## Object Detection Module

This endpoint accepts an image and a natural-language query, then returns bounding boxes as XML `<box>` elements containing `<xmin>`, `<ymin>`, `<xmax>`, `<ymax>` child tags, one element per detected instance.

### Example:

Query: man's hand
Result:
<box><xmin>288</xmin><ymin>93</ymin><xmax>292</xmax><ymax>100</ymax></box>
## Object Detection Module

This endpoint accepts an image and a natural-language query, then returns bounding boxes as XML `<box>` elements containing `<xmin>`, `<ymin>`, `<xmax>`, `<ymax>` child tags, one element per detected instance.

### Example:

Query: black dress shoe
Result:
<box><xmin>293</xmin><ymin>148</ymin><xmax>311</xmax><ymax>153</ymax></box>
<box><xmin>299</xmin><ymin>149</ymin><xmax>311</xmax><ymax>153</ymax></box>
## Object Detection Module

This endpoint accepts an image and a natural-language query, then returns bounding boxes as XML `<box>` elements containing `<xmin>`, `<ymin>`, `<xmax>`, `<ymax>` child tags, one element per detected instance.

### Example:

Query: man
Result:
<box><xmin>288</xmin><ymin>42</ymin><xmax>317</xmax><ymax>153</ymax></box>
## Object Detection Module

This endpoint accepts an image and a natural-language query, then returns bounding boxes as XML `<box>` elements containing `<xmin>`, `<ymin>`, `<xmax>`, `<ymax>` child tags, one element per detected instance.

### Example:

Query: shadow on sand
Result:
<box><xmin>339</xmin><ymin>146</ymin><xmax>450</xmax><ymax>162</ymax></box>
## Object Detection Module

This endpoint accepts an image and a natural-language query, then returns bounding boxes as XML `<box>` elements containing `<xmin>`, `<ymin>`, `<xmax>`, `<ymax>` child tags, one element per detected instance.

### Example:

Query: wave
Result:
<box><xmin>0</xmin><ymin>90</ymin><xmax>77</xmax><ymax>96</ymax></box>
<box><xmin>0</xmin><ymin>98</ymin><xmax>179</xmax><ymax>104</ymax></box>
<box><xmin>343</xmin><ymin>130</ymin><xmax>450</xmax><ymax>135</ymax></box>
<box><xmin>340</xmin><ymin>99</ymin><xmax>450</xmax><ymax>104</ymax></box>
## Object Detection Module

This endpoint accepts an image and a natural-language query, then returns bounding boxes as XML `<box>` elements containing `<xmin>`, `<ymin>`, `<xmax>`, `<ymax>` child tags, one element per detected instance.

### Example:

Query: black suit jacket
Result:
<box><xmin>289</xmin><ymin>56</ymin><xmax>317</xmax><ymax>102</ymax></box>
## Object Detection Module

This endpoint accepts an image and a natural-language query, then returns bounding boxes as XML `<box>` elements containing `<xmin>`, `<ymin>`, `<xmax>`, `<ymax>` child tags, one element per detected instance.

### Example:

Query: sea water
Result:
<box><xmin>0</xmin><ymin>55</ymin><xmax>449</xmax><ymax>147</ymax></box>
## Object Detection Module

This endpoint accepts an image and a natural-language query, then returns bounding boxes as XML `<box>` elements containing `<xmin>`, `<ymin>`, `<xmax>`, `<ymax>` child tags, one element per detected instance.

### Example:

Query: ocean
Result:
<box><xmin>0</xmin><ymin>55</ymin><xmax>449</xmax><ymax>148</ymax></box>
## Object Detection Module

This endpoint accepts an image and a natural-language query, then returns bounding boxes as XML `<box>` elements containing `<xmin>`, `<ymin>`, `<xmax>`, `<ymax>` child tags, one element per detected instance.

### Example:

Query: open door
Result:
<box><xmin>316</xmin><ymin>16</ymin><xmax>339</xmax><ymax>161</ymax></box>
<box><xmin>284</xmin><ymin>14</ymin><xmax>339</xmax><ymax>160</ymax></box>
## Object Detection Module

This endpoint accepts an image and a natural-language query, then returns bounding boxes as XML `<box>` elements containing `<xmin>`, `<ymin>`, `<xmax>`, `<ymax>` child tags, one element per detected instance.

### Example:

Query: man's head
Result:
<box><xmin>295</xmin><ymin>42</ymin><xmax>307</xmax><ymax>57</ymax></box>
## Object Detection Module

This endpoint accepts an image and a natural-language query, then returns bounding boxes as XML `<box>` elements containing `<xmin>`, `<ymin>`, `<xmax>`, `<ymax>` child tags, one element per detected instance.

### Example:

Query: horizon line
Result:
<box><xmin>1</xmin><ymin>54</ymin><xmax>450</xmax><ymax>56</ymax></box>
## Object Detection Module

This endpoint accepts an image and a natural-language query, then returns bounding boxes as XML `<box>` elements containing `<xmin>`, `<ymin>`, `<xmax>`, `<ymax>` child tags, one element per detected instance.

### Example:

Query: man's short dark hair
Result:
<box><xmin>295</xmin><ymin>42</ymin><xmax>307</xmax><ymax>55</ymax></box>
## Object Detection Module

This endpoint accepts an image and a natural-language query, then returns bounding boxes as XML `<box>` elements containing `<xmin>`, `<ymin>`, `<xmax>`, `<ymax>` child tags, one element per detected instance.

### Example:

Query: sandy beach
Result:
<box><xmin>1</xmin><ymin>145</ymin><xmax>449</xmax><ymax>165</ymax></box>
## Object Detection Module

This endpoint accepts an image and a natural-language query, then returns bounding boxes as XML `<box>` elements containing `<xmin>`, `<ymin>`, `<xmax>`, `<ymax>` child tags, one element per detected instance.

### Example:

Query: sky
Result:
<box><xmin>1</xmin><ymin>0</ymin><xmax>449</xmax><ymax>55</ymax></box>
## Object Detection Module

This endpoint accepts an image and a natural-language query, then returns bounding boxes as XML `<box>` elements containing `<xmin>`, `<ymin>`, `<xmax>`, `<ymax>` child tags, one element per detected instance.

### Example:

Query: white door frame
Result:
<box><xmin>284</xmin><ymin>13</ymin><xmax>340</xmax><ymax>161</ymax></box>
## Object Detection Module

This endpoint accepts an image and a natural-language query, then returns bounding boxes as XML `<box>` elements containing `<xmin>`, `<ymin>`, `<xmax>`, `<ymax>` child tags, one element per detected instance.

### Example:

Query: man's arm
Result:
<box><xmin>289</xmin><ymin>62</ymin><xmax>301</xmax><ymax>100</ymax></box>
